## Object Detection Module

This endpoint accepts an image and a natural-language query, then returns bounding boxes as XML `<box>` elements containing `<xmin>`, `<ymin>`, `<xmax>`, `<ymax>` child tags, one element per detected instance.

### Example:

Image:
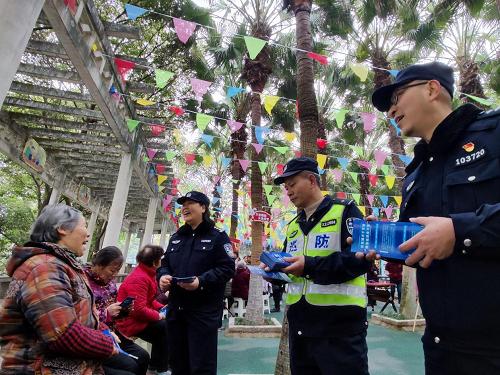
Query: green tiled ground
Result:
<box><xmin>217</xmin><ymin>306</ymin><xmax>424</xmax><ymax>375</ymax></box>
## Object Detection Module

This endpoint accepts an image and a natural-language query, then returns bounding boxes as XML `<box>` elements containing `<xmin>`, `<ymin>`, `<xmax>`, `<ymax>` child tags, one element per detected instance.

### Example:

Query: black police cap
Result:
<box><xmin>372</xmin><ymin>62</ymin><xmax>454</xmax><ymax>112</ymax></box>
<box><xmin>177</xmin><ymin>191</ymin><xmax>210</xmax><ymax>206</ymax></box>
<box><xmin>274</xmin><ymin>157</ymin><xmax>319</xmax><ymax>185</ymax></box>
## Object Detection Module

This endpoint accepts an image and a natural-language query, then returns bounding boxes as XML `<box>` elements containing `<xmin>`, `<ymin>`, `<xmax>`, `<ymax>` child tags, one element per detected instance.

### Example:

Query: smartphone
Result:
<box><xmin>119</xmin><ymin>296</ymin><xmax>135</xmax><ymax>309</ymax></box>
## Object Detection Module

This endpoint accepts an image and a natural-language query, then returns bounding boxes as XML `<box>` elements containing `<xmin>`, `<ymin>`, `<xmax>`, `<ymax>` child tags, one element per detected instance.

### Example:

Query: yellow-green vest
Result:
<box><xmin>285</xmin><ymin>204</ymin><xmax>367</xmax><ymax>307</ymax></box>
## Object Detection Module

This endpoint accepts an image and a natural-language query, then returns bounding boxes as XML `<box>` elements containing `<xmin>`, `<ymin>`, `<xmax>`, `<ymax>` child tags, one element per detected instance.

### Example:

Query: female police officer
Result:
<box><xmin>158</xmin><ymin>191</ymin><xmax>234</xmax><ymax>375</ymax></box>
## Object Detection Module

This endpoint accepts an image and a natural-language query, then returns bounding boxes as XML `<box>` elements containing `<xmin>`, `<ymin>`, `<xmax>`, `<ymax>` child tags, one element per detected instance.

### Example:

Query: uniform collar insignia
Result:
<box><xmin>462</xmin><ymin>142</ymin><xmax>474</xmax><ymax>152</ymax></box>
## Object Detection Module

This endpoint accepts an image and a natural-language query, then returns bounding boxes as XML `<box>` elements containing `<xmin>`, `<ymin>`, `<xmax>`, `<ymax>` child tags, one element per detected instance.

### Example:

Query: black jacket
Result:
<box><xmin>400</xmin><ymin>104</ymin><xmax>500</xmax><ymax>355</ymax></box>
<box><xmin>285</xmin><ymin>195</ymin><xmax>371</xmax><ymax>337</ymax></box>
<box><xmin>157</xmin><ymin>220</ymin><xmax>235</xmax><ymax>312</ymax></box>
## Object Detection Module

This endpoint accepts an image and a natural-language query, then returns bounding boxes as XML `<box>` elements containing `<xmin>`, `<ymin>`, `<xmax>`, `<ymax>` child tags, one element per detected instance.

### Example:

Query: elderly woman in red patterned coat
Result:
<box><xmin>0</xmin><ymin>204</ymin><xmax>117</xmax><ymax>374</ymax></box>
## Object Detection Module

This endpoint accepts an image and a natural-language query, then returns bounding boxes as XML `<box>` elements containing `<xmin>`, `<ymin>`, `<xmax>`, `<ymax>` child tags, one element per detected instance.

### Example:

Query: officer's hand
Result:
<box><xmin>400</xmin><ymin>216</ymin><xmax>456</xmax><ymax>268</ymax></box>
<box><xmin>282</xmin><ymin>256</ymin><xmax>305</xmax><ymax>277</ymax></box>
<box><xmin>259</xmin><ymin>261</ymin><xmax>271</xmax><ymax>272</ymax></box>
<box><xmin>159</xmin><ymin>275</ymin><xmax>173</xmax><ymax>291</ymax></box>
<box><xmin>354</xmin><ymin>250</ymin><xmax>379</xmax><ymax>262</ymax></box>
<box><xmin>178</xmin><ymin>277</ymin><xmax>200</xmax><ymax>291</ymax></box>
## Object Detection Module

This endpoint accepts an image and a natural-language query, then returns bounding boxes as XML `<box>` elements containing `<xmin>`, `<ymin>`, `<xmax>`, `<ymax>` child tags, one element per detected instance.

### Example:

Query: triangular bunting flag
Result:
<box><xmin>150</xmin><ymin>124</ymin><xmax>165</xmax><ymax>137</ymax></box>
<box><xmin>389</xmin><ymin>69</ymin><xmax>399</xmax><ymax>78</ymax></box>
<box><xmin>350</xmin><ymin>63</ymin><xmax>369</xmax><ymax>82</ymax></box>
<box><xmin>168</xmin><ymin>106</ymin><xmax>185</xmax><ymax>116</ymax></box>
<box><xmin>227</xmin><ymin>120</ymin><xmax>244</xmax><ymax>133</ymax></box>
<box><xmin>252</xmin><ymin>143</ymin><xmax>264</xmax><ymax>154</ymax></box>
<box><xmin>372</xmin><ymin>207</ymin><xmax>380</xmax><ymax>217</ymax></box>
<box><xmin>284</xmin><ymin>132</ymin><xmax>295</xmax><ymax>142</ymax></box>
<box><xmin>227</xmin><ymin>86</ymin><xmax>245</xmax><ymax>98</ymax></box>
<box><xmin>381</xmin><ymin>165</ymin><xmax>390</xmax><ymax>175</ymax></box>
<box><xmin>125</xmin><ymin>4</ymin><xmax>147</xmax><ymax>20</ymax></box>
<box><xmin>398</xmin><ymin>154</ymin><xmax>412</xmax><ymax>166</ymax></box>
<box><xmin>212</xmin><ymin>196</ymin><xmax>220</xmax><ymax>205</ymax></box>
<box><xmin>190</xmin><ymin>78</ymin><xmax>212</xmax><ymax>103</ymax></box>
<box><xmin>146</xmin><ymin>148</ymin><xmax>157</xmax><ymax>160</ymax></box>
<box><xmin>203</xmin><ymin>155</ymin><xmax>213</xmax><ymax>167</ymax></box>
<box><xmin>350</xmin><ymin>145</ymin><xmax>364</xmax><ymax>158</ymax></box>
<box><xmin>360</xmin><ymin>112</ymin><xmax>377</xmax><ymax>133</ymax></box>
<box><xmin>277</xmin><ymin>164</ymin><xmax>284</xmax><ymax>175</ymax></box>
<box><xmin>273</xmin><ymin>146</ymin><xmax>289</xmax><ymax>155</ymax></box>
<box><xmin>357</xmin><ymin>160</ymin><xmax>372</xmax><ymax>171</ymax></box>
<box><xmin>173</xmin><ymin>18</ymin><xmax>197</xmax><ymax>44</ymax></box>
<box><xmin>136</xmin><ymin>98</ymin><xmax>156</xmax><ymax>106</ymax></box>
<box><xmin>316</xmin><ymin>139</ymin><xmax>327</xmax><ymax>149</ymax></box>
<box><xmin>317</xmin><ymin>154</ymin><xmax>327</xmax><ymax>169</ymax></box>
<box><xmin>254</xmin><ymin>126</ymin><xmax>269</xmax><ymax>144</ymax></box>
<box><xmin>185</xmin><ymin>153</ymin><xmax>196</xmax><ymax>165</ymax></box>
<box><xmin>337</xmin><ymin>157</ymin><xmax>349</xmax><ymax>170</ymax></box>
<box><xmin>157</xmin><ymin>175</ymin><xmax>167</xmax><ymax>185</ymax></box>
<box><xmin>331</xmin><ymin>168</ymin><xmax>343</xmax><ymax>183</ymax></box>
<box><xmin>349</xmin><ymin>172</ymin><xmax>358</xmax><ymax>181</ymax></box>
<box><xmin>334</xmin><ymin>109</ymin><xmax>348</xmax><ymax>129</ymax></box>
<box><xmin>462</xmin><ymin>93</ymin><xmax>496</xmax><ymax>107</ymax></box>
<box><xmin>351</xmin><ymin>193</ymin><xmax>361</xmax><ymax>205</ymax></box>
<box><xmin>368</xmin><ymin>174</ymin><xmax>378</xmax><ymax>187</ymax></box>
<box><xmin>385</xmin><ymin>175</ymin><xmax>396</xmax><ymax>189</ymax></box>
<box><xmin>243</xmin><ymin>36</ymin><xmax>267</xmax><ymax>60</ymax></box>
<box><xmin>366</xmin><ymin>194</ymin><xmax>375</xmax><ymax>206</ymax></box>
<box><xmin>126</xmin><ymin>119</ymin><xmax>140</xmax><ymax>132</ymax></box>
<box><xmin>263</xmin><ymin>185</ymin><xmax>273</xmax><ymax>196</ymax></box>
<box><xmin>389</xmin><ymin>118</ymin><xmax>401</xmax><ymax>136</ymax></box>
<box><xmin>264</xmin><ymin>95</ymin><xmax>280</xmax><ymax>115</ymax></box>
<box><xmin>156</xmin><ymin>164</ymin><xmax>166</xmax><ymax>174</ymax></box>
<box><xmin>307</xmin><ymin>52</ymin><xmax>328</xmax><ymax>65</ymax></box>
<box><xmin>165</xmin><ymin>150</ymin><xmax>176</xmax><ymax>161</ymax></box>
<box><xmin>358</xmin><ymin>206</ymin><xmax>366</xmax><ymax>216</ymax></box>
<box><xmin>384</xmin><ymin>205</ymin><xmax>394</xmax><ymax>219</ymax></box>
<box><xmin>64</xmin><ymin>0</ymin><xmax>77</xmax><ymax>13</ymax></box>
<box><xmin>267</xmin><ymin>195</ymin><xmax>278</xmax><ymax>206</ymax></box>
<box><xmin>258</xmin><ymin>162</ymin><xmax>268</xmax><ymax>174</ymax></box>
<box><xmin>394</xmin><ymin>196</ymin><xmax>402</xmax><ymax>206</ymax></box>
<box><xmin>196</xmin><ymin>113</ymin><xmax>213</xmax><ymax>132</ymax></box>
<box><xmin>200</xmin><ymin>134</ymin><xmax>214</xmax><ymax>147</ymax></box>
<box><xmin>155</xmin><ymin>69</ymin><xmax>174</xmax><ymax>89</ymax></box>
<box><xmin>221</xmin><ymin>157</ymin><xmax>232</xmax><ymax>169</ymax></box>
<box><xmin>374</xmin><ymin>150</ymin><xmax>389</xmax><ymax>169</ymax></box>
<box><xmin>380</xmin><ymin>195</ymin><xmax>389</xmax><ymax>207</ymax></box>
<box><xmin>239</xmin><ymin>159</ymin><xmax>250</xmax><ymax>172</ymax></box>
<box><xmin>114</xmin><ymin>58</ymin><xmax>136</xmax><ymax>81</ymax></box>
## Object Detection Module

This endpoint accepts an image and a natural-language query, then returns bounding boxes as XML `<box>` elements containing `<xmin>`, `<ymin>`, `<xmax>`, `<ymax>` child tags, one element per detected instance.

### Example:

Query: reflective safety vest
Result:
<box><xmin>285</xmin><ymin>204</ymin><xmax>367</xmax><ymax>307</ymax></box>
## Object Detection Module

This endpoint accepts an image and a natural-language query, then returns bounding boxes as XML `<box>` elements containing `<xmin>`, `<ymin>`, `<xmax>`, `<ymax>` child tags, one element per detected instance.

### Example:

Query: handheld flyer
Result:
<box><xmin>102</xmin><ymin>329</ymin><xmax>139</xmax><ymax>360</ymax></box>
<box><xmin>260</xmin><ymin>252</ymin><xmax>293</xmax><ymax>271</ymax></box>
<box><xmin>248</xmin><ymin>265</ymin><xmax>292</xmax><ymax>283</ymax></box>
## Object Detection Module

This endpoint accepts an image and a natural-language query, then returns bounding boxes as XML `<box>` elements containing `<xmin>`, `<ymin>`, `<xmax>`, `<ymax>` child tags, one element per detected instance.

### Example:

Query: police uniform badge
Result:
<box><xmin>224</xmin><ymin>243</ymin><xmax>233</xmax><ymax>255</ymax></box>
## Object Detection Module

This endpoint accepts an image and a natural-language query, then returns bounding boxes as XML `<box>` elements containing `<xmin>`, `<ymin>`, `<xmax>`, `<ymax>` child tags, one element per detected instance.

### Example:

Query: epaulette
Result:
<box><xmin>332</xmin><ymin>198</ymin><xmax>354</xmax><ymax>206</ymax></box>
<box><xmin>476</xmin><ymin>107</ymin><xmax>500</xmax><ymax>120</ymax></box>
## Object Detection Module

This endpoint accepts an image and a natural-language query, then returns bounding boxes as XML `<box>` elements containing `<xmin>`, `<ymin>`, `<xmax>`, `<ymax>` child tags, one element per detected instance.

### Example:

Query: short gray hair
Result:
<box><xmin>30</xmin><ymin>204</ymin><xmax>83</xmax><ymax>243</ymax></box>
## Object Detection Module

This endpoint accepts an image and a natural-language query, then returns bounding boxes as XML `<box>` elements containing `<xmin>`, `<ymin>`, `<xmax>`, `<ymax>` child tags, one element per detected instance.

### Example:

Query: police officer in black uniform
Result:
<box><xmin>157</xmin><ymin>191</ymin><xmax>234</xmax><ymax>375</ymax></box>
<box><xmin>372</xmin><ymin>62</ymin><xmax>500</xmax><ymax>374</ymax></box>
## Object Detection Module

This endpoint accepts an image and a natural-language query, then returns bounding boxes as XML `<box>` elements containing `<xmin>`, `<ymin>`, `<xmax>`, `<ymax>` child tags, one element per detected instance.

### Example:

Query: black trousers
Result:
<box><xmin>103</xmin><ymin>334</ymin><xmax>150</xmax><ymax>375</ymax></box>
<box><xmin>289</xmin><ymin>331</ymin><xmax>369</xmax><ymax>375</ymax></box>
<box><xmin>137</xmin><ymin>320</ymin><xmax>169</xmax><ymax>372</ymax></box>
<box><xmin>424</xmin><ymin>341</ymin><xmax>500</xmax><ymax>375</ymax></box>
<box><xmin>272</xmin><ymin>286</ymin><xmax>283</xmax><ymax>310</ymax></box>
<box><xmin>168</xmin><ymin>309</ymin><xmax>220</xmax><ymax>375</ymax></box>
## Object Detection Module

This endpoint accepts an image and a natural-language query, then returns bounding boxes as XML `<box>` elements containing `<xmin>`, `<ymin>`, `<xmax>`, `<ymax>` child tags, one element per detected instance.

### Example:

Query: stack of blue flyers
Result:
<box><xmin>260</xmin><ymin>252</ymin><xmax>292</xmax><ymax>271</ymax></box>
<box><xmin>248</xmin><ymin>265</ymin><xmax>292</xmax><ymax>283</ymax></box>
<box><xmin>351</xmin><ymin>219</ymin><xmax>422</xmax><ymax>261</ymax></box>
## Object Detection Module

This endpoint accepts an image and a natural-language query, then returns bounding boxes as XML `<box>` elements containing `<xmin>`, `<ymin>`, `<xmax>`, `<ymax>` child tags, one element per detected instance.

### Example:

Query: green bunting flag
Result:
<box><xmin>264</xmin><ymin>184</ymin><xmax>273</xmax><ymax>195</ymax></box>
<box><xmin>244</xmin><ymin>36</ymin><xmax>267</xmax><ymax>60</ymax></box>
<box><xmin>350</xmin><ymin>63</ymin><xmax>369</xmax><ymax>82</ymax></box>
<box><xmin>333</xmin><ymin>109</ymin><xmax>348</xmax><ymax>129</ymax></box>
<box><xmin>350</xmin><ymin>145</ymin><xmax>364</xmax><ymax>157</ymax></box>
<box><xmin>258</xmin><ymin>161</ymin><xmax>268</xmax><ymax>174</ymax></box>
<box><xmin>165</xmin><ymin>151</ymin><xmax>176</xmax><ymax>161</ymax></box>
<box><xmin>155</xmin><ymin>69</ymin><xmax>174</xmax><ymax>89</ymax></box>
<box><xmin>462</xmin><ymin>93</ymin><xmax>496</xmax><ymax>107</ymax></box>
<box><xmin>126</xmin><ymin>119</ymin><xmax>140</xmax><ymax>132</ymax></box>
<box><xmin>351</xmin><ymin>193</ymin><xmax>361</xmax><ymax>205</ymax></box>
<box><xmin>273</xmin><ymin>146</ymin><xmax>289</xmax><ymax>155</ymax></box>
<box><xmin>267</xmin><ymin>195</ymin><xmax>277</xmax><ymax>206</ymax></box>
<box><xmin>381</xmin><ymin>165</ymin><xmax>390</xmax><ymax>175</ymax></box>
<box><xmin>196</xmin><ymin>113</ymin><xmax>213</xmax><ymax>132</ymax></box>
<box><xmin>349</xmin><ymin>171</ymin><xmax>358</xmax><ymax>181</ymax></box>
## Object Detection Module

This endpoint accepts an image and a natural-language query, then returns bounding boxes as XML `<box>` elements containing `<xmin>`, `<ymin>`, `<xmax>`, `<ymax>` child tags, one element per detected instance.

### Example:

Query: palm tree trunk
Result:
<box><xmin>457</xmin><ymin>56</ymin><xmax>488</xmax><ymax>109</ymax></box>
<box><xmin>294</xmin><ymin>1</ymin><xmax>319</xmax><ymax>158</ymax></box>
<box><xmin>274</xmin><ymin>305</ymin><xmax>291</xmax><ymax>375</ymax></box>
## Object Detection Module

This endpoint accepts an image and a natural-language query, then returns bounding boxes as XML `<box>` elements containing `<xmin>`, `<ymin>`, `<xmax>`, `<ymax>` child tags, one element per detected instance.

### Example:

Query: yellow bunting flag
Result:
<box><xmin>173</xmin><ymin>129</ymin><xmax>181</xmax><ymax>142</ymax></box>
<box><xmin>385</xmin><ymin>175</ymin><xmax>396</xmax><ymax>189</ymax></box>
<box><xmin>203</xmin><ymin>155</ymin><xmax>213</xmax><ymax>167</ymax></box>
<box><xmin>264</xmin><ymin>95</ymin><xmax>280</xmax><ymax>115</ymax></box>
<box><xmin>284</xmin><ymin>132</ymin><xmax>296</xmax><ymax>142</ymax></box>
<box><xmin>91</xmin><ymin>43</ymin><xmax>98</xmax><ymax>52</ymax></box>
<box><xmin>136</xmin><ymin>98</ymin><xmax>156</xmax><ymax>106</ymax></box>
<box><xmin>317</xmin><ymin>154</ymin><xmax>327</xmax><ymax>169</ymax></box>
<box><xmin>358</xmin><ymin>206</ymin><xmax>366</xmax><ymax>216</ymax></box>
<box><xmin>265</xmin><ymin>226</ymin><xmax>271</xmax><ymax>235</ymax></box>
<box><xmin>350</xmin><ymin>63</ymin><xmax>369</xmax><ymax>82</ymax></box>
<box><xmin>394</xmin><ymin>196</ymin><xmax>402</xmax><ymax>207</ymax></box>
<box><xmin>157</xmin><ymin>175</ymin><xmax>167</xmax><ymax>185</ymax></box>
<box><xmin>321</xmin><ymin>190</ymin><xmax>328</xmax><ymax>196</ymax></box>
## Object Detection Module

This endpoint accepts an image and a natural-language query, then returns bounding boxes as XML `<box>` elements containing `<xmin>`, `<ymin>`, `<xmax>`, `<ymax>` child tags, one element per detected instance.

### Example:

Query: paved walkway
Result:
<box><xmin>217</xmin><ymin>308</ymin><xmax>424</xmax><ymax>375</ymax></box>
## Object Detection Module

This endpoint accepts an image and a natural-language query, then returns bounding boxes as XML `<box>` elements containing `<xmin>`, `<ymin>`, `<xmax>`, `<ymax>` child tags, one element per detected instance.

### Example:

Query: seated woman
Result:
<box><xmin>0</xmin><ymin>204</ymin><xmax>117</xmax><ymax>374</ymax></box>
<box><xmin>85</xmin><ymin>246</ymin><xmax>150</xmax><ymax>375</ymax></box>
<box><xmin>116</xmin><ymin>245</ymin><xmax>169</xmax><ymax>375</ymax></box>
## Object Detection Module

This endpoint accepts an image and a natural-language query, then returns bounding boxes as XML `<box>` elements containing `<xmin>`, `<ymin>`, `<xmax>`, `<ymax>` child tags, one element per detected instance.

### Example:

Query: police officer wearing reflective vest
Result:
<box><xmin>372</xmin><ymin>62</ymin><xmax>500</xmax><ymax>374</ymax></box>
<box><xmin>157</xmin><ymin>191</ymin><xmax>234</xmax><ymax>375</ymax></box>
<box><xmin>274</xmin><ymin>157</ymin><xmax>373</xmax><ymax>375</ymax></box>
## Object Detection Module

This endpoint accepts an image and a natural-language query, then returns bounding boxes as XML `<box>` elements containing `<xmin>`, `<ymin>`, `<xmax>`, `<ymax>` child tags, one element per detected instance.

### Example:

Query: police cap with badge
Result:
<box><xmin>274</xmin><ymin>157</ymin><xmax>320</xmax><ymax>185</ymax></box>
<box><xmin>177</xmin><ymin>191</ymin><xmax>210</xmax><ymax>206</ymax></box>
<box><xmin>371</xmin><ymin>61</ymin><xmax>454</xmax><ymax>112</ymax></box>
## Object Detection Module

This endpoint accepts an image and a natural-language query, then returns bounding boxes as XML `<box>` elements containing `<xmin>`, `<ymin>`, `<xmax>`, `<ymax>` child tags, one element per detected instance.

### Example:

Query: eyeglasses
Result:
<box><xmin>390</xmin><ymin>81</ymin><xmax>429</xmax><ymax>106</ymax></box>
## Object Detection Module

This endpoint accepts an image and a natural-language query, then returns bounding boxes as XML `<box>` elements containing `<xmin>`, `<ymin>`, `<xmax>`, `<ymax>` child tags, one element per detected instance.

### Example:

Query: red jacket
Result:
<box><xmin>115</xmin><ymin>263</ymin><xmax>163</xmax><ymax>337</ymax></box>
<box><xmin>385</xmin><ymin>262</ymin><xmax>403</xmax><ymax>282</ymax></box>
<box><xmin>231</xmin><ymin>267</ymin><xmax>250</xmax><ymax>300</ymax></box>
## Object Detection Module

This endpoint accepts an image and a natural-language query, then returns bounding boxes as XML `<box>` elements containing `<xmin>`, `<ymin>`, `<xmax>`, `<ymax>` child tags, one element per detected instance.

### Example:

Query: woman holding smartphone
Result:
<box><xmin>116</xmin><ymin>245</ymin><xmax>169</xmax><ymax>375</ymax></box>
<box><xmin>85</xmin><ymin>246</ymin><xmax>150</xmax><ymax>375</ymax></box>
<box><xmin>158</xmin><ymin>191</ymin><xmax>235</xmax><ymax>375</ymax></box>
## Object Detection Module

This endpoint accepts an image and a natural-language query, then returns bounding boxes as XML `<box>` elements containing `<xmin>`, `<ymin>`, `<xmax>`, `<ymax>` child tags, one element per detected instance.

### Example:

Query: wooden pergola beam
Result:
<box><xmin>103</xmin><ymin>22</ymin><xmax>141</xmax><ymax>40</ymax></box>
<box><xmin>8</xmin><ymin>112</ymin><xmax>112</xmax><ymax>133</ymax></box>
<box><xmin>37</xmin><ymin>140</ymin><xmax>121</xmax><ymax>154</ymax></box>
<box><xmin>28</xmin><ymin>127</ymin><xmax>117</xmax><ymax>145</ymax></box>
<box><xmin>3</xmin><ymin>97</ymin><xmax>104</xmax><ymax>119</ymax></box>
<box><xmin>10</xmin><ymin>81</ymin><xmax>93</xmax><ymax>103</ymax></box>
<box><xmin>17</xmin><ymin>63</ymin><xmax>81</xmax><ymax>84</ymax></box>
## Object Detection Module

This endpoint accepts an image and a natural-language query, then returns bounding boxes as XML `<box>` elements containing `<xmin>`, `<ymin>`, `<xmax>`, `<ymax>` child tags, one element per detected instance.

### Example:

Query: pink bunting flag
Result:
<box><xmin>239</xmin><ymin>159</ymin><xmax>250</xmax><ymax>172</ymax></box>
<box><xmin>294</xmin><ymin>150</ymin><xmax>302</xmax><ymax>158</ymax></box>
<box><xmin>173</xmin><ymin>18</ymin><xmax>197</xmax><ymax>44</ymax></box>
<box><xmin>114</xmin><ymin>58</ymin><xmax>136</xmax><ymax>81</ymax></box>
<box><xmin>368</xmin><ymin>174</ymin><xmax>378</xmax><ymax>187</ymax></box>
<box><xmin>227</xmin><ymin>120</ymin><xmax>244</xmax><ymax>133</ymax></box>
<box><xmin>163</xmin><ymin>195</ymin><xmax>173</xmax><ymax>210</ymax></box>
<box><xmin>282</xmin><ymin>189</ymin><xmax>290</xmax><ymax>208</ymax></box>
<box><xmin>307</xmin><ymin>52</ymin><xmax>328</xmax><ymax>65</ymax></box>
<box><xmin>361</xmin><ymin>112</ymin><xmax>377</xmax><ymax>133</ymax></box>
<box><xmin>366</xmin><ymin>194</ymin><xmax>375</xmax><ymax>206</ymax></box>
<box><xmin>190</xmin><ymin>78</ymin><xmax>212</xmax><ymax>104</ymax></box>
<box><xmin>277</xmin><ymin>164</ymin><xmax>285</xmax><ymax>175</ymax></box>
<box><xmin>252</xmin><ymin>143</ymin><xmax>264</xmax><ymax>154</ymax></box>
<box><xmin>185</xmin><ymin>153</ymin><xmax>196</xmax><ymax>165</ymax></box>
<box><xmin>172</xmin><ymin>178</ymin><xmax>180</xmax><ymax>187</ymax></box>
<box><xmin>146</xmin><ymin>148</ymin><xmax>157</xmax><ymax>160</ymax></box>
<box><xmin>384</xmin><ymin>205</ymin><xmax>394</xmax><ymax>219</ymax></box>
<box><xmin>357</xmin><ymin>160</ymin><xmax>372</xmax><ymax>171</ymax></box>
<box><xmin>374</xmin><ymin>150</ymin><xmax>389</xmax><ymax>169</ymax></box>
<box><xmin>150</xmin><ymin>124</ymin><xmax>165</xmax><ymax>137</ymax></box>
<box><xmin>64</xmin><ymin>0</ymin><xmax>77</xmax><ymax>13</ymax></box>
<box><xmin>331</xmin><ymin>168</ymin><xmax>343</xmax><ymax>183</ymax></box>
<box><xmin>156</xmin><ymin>164</ymin><xmax>166</xmax><ymax>174</ymax></box>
